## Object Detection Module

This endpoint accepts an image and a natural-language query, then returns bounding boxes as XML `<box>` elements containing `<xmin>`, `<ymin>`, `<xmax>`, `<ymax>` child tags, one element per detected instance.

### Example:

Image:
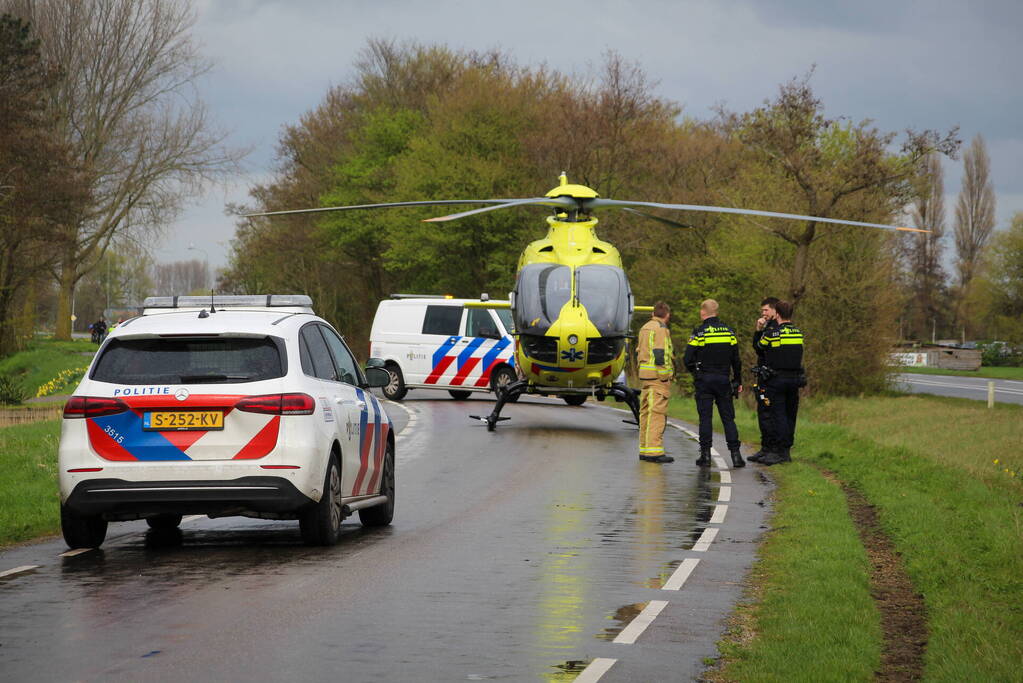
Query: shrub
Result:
<box><xmin>0</xmin><ymin>373</ymin><xmax>28</xmax><ymax>405</ymax></box>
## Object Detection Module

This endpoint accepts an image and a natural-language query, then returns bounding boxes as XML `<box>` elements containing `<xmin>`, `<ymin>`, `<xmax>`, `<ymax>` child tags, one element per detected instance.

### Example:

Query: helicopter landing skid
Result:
<box><xmin>471</xmin><ymin>380</ymin><xmax>641</xmax><ymax>431</ymax></box>
<box><xmin>470</xmin><ymin>379</ymin><xmax>529</xmax><ymax>431</ymax></box>
<box><xmin>608</xmin><ymin>382</ymin><xmax>640</xmax><ymax>426</ymax></box>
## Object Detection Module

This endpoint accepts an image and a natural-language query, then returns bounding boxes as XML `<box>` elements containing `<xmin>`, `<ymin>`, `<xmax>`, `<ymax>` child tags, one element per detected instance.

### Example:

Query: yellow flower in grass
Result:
<box><xmin>36</xmin><ymin>366</ymin><xmax>89</xmax><ymax>398</ymax></box>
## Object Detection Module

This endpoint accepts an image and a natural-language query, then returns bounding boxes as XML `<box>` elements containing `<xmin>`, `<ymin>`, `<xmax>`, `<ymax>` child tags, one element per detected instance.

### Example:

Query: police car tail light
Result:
<box><xmin>236</xmin><ymin>393</ymin><xmax>315</xmax><ymax>415</ymax></box>
<box><xmin>63</xmin><ymin>396</ymin><xmax>130</xmax><ymax>419</ymax></box>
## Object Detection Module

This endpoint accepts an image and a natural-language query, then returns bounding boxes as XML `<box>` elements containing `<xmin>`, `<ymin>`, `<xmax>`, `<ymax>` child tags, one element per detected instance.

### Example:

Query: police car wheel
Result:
<box><xmin>382</xmin><ymin>363</ymin><xmax>407</xmax><ymax>401</ymax></box>
<box><xmin>448</xmin><ymin>390</ymin><xmax>471</xmax><ymax>400</ymax></box>
<box><xmin>490</xmin><ymin>366</ymin><xmax>519</xmax><ymax>403</ymax></box>
<box><xmin>61</xmin><ymin>503</ymin><xmax>108</xmax><ymax>549</ymax></box>
<box><xmin>300</xmin><ymin>453</ymin><xmax>343</xmax><ymax>546</ymax></box>
<box><xmin>146</xmin><ymin>513</ymin><xmax>182</xmax><ymax>531</ymax></box>
<box><xmin>359</xmin><ymin>441</ymin><xmax>395</xmax><ymax>528</ymax></box>
<box><xmin>562</xmin><ymin>394</ymin><xmax>587</xmax><ymax>406</ymax></box>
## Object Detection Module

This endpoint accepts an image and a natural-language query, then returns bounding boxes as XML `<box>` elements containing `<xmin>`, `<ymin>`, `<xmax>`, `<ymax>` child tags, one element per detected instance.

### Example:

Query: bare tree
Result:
<box><xmin>1</xmin><ymin>0</ymin><xmax>243</xmax><ymax>338</ymax></box>
<box><xmin>954</xmin><ymin>134</ymin><xmax>997</xmax><ymax>294</ymax></box>
<box><xmin>907</xmin><ymin>153</ymin><xmax>948</xmax><ymax>339</ymax></box>
<box><xmin>152</xmin><ymin>259</ymin><xmax>208</xmax><ymax>296</ymax></box>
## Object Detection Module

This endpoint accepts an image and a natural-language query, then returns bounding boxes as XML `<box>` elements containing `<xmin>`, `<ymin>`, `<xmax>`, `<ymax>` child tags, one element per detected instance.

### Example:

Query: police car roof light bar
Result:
<box><xmin>143</xmin><ymin>295</ymin><xmax>314</xmax><ymax>309</ymax></box>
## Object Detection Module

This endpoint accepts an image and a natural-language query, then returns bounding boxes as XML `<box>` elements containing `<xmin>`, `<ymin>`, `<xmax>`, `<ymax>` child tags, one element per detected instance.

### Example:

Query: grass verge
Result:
<box><xmin>0</xmin><ymin>337</ymin><xmax>96</xmax><ymax>400</ymax></box>
<box><xmin>669</xmin><ymin>394</ymin><xmax>1023</xmax><ymax>681</ymax></box>
<box><xmin>0</xmin><ymin>419</ymin><xmax>61</xmax><ymax>545</ymax></box>
<box><xmin>898</xmin><ymin>365</ymin><xmax>1023</xmax><ymax>380</ymax></box>
<box><xmin>712</xmin><ymin>462</ymin><xmax>881</xmax><ymax>681</ymax></box>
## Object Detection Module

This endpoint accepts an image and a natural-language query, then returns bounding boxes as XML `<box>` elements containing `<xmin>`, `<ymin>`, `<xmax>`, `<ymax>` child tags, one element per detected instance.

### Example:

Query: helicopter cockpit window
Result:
<box><xmin>576</xmin><ymin>265</ymin><xmax>631</xmax><ymax>336</ymax></box>
<box><xmin>514</xmin><ymin>264</ymin><xmax>571</xmax><ymax>335</ymax></box>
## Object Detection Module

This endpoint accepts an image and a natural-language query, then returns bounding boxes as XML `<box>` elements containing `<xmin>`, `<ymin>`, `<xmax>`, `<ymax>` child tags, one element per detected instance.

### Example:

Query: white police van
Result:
<box><xmin>58</xmin><ymin>295</ymin><xmax>395</xmax><ymax>549</ymax></box>
<box><xmin>369</xmin><ymin>296</ymin><xmax>517</xmax><ymax>401</ymax></box>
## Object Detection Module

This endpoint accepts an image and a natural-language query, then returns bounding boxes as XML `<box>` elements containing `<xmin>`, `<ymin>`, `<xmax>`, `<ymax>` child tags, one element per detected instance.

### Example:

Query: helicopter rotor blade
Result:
<box><xmin>243</xmin><ymin>199</ymin><xmax>526</xmax><ymax>219</ymax></box>
<box><xmin>587</xmin><ymin>198</ymin><xmax>928</xmax><ymax>233</ymax></box>
<box><xmin>619</xmin><ymin>207</ymin><xmax>696</xmax><ymax>230</ymax></box>
<box><xmin>422</xmin><ymin>196</ymin><xmax>580</xmax><ymax>222</ymax></box>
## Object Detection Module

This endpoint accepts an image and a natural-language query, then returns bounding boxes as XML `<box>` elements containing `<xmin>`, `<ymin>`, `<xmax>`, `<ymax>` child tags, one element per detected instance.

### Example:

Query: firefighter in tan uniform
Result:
<box><xmin>636</xmin><ymin>301</ymin><xmax>675</xmax><ymax>463</ymax></box>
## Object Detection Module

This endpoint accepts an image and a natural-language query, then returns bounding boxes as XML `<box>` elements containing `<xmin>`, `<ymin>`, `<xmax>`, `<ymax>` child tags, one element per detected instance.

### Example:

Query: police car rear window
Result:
<box><xmin>91</xmin><ymin>337</ymin><xmax>285</xmax><ymax>385</ymax></box>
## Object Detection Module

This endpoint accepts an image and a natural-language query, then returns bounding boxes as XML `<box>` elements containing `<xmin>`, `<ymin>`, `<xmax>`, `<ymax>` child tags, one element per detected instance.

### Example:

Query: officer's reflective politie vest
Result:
<box><xmin>637</xmin><ymin>318</ymin><xmax>673</xmax><ymax>381</ymax></box>
<box><xmin>683</xmin><ymin>316</ymin><xmax>740</xmax><ymax>377</ymax></box>
<box><xmin>755</xmin><ymin>322</ymin><xmax>804</xmax><ymax>370</ymax></box>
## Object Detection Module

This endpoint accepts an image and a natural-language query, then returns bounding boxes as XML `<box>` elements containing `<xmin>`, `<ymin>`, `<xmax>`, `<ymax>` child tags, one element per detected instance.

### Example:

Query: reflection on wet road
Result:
<box><xmin>0</xmin><ymin>394</ymin><xmax>770</xmax><ymax>681</ymax></box>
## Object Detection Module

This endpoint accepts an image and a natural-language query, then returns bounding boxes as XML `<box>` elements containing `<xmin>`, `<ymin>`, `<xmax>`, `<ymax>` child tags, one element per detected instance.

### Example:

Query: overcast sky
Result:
<box><xmin>153</xmin><ymin>0</ymin><xmax>1023</xmax><ymax>271</ymax></box>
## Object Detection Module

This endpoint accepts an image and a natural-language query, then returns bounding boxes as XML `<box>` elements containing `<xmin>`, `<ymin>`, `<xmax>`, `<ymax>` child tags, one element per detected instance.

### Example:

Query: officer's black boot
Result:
<box><xmin>641</xmin><ymin>453</ymin><xmax>675</xmax><ymax>463</ymax></box>
<box><xmin>694</xmin><ymin>448</ymin><xmax>712</xmax><ymax>467</ymax></box>
<box><xmin>730</xmin><ymin>448</ymin><xmax>746</xmax><ymax>468</ymax></box>
<box><xmin>748</xmin><ymin>448</ymin><xmax>765</xmax><ymax>463</ymax></box>
<box><xmin>759</xmin><ymin>448</ymin><xmax>789</xmax><ymax>466</ymax></box>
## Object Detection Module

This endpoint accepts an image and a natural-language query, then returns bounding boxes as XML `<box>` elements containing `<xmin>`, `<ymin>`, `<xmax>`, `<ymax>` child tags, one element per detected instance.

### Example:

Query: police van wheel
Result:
<box><xmin>448</xmin><ymin>390</ymin><xmax>471</xmax><ymax>400</ymax></box>
<box><xmin>562</xmin><ymin>394</ymin><xmax>587</xmax><ymax>406</ymax></box>
<box><xmin>490</xmin><ymin>366</ymin><xmax>519</xmax><ymax>403</ymax></box>
<box><xmin>382</xmin><ymin>363</ymin><xmax>407</xmax><ymax>401</ymax></box>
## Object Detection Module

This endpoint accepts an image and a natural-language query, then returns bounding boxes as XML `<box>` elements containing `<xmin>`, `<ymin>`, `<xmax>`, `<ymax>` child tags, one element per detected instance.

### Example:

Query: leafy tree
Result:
<box><xmin>728</xmin><ymin>74</ymin><xmax>959</xmax><ymax>305</ymax></box>
<box><xmin>969</xmin><ymin>212</ymin><xmax>1023</xmax><ymax>343</ymax></box>
<box><xmin>1</xmin><ymin>0</ymin><xmax>243</xmax><ymax>339</ymax></box>
<box><xmin>0</xmin><ymin>14</ymin><xmax>84</xmax><ymax>354</ymax></box>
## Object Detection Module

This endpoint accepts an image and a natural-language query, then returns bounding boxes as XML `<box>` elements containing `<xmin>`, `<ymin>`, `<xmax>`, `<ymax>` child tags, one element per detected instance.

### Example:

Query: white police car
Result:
<box><xmin>58</xmin><ymin>295</ymin><xmax>394</xmax><ymax>548</ymax></box>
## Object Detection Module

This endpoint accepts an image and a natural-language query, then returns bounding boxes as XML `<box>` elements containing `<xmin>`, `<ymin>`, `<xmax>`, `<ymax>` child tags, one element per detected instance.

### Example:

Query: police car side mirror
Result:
<box><xmin>363</xmin><ymin>366</ymin><xmax>390</xmax><ymax>388</ymax></box>
<box><xmin>366</xmin><ymin>357</ymin><xmax>386</xmax><ymax>368</ymax></box>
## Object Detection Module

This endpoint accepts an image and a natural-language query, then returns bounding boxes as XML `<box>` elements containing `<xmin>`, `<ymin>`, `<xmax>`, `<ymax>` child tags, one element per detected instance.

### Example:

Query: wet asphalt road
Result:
<box><xmin>895</xmin><ymin>372</ymin><xmax>1023</xmax><ymax>405</ymax></box>
<box><xmin>0</xmin><ymin>394</ymin><xmax>771</xmax><ymax>682</ymax></box>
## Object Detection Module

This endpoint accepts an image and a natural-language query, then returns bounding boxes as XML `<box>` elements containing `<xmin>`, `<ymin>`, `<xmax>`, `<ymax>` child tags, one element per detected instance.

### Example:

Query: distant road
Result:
<box><xmin>896</xmin><ymin>373</ymin><xmax>1023</xmax><ymax>406</ymax></box>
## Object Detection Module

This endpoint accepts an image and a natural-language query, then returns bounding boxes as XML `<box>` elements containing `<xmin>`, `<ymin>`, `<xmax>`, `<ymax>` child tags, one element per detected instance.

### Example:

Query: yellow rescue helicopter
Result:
<box><xmin>247</xmin><ymin>174</ymin><xmax>923</xmax><ymax>430</ymax></box>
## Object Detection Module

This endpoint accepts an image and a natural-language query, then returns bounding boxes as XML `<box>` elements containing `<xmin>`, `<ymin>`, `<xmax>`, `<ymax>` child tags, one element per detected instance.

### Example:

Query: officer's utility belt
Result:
<box><xmin>696</xmin><ymin>366</ymin><xmax>730</xmax><ymax>376</ymax></box>
<box><xmin>766</xmin><ymin>367</ymin><xmax>808</xmax><ymax>388</ymax></box>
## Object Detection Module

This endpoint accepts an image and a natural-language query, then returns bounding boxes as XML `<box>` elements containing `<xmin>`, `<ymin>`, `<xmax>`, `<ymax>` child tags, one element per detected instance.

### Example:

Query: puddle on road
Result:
<box><xmin>547</xmin><ymin>659</ymin><xmax>590</xmax><ymax>680</ymax></box>
<box><xmin>595</xmin><ymin>601</ymin><xmax>647</xmax><ymax>640</ymax></box>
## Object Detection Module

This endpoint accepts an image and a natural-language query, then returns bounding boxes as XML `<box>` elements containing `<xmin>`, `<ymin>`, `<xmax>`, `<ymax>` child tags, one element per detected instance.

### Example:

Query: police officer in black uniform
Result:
<box><xmin>748</xmin><ymin>297</ymin><xmax>780</xmax><ymax>463</ymax></box>
<box><xmin>753</xmin><ymin>300</ymin><xmax>805</xmax><ymax>466</ymax></box>
<box><xmin>683</xmin><ymin>299</ymin><xmax>745</xmax><ymax>468</ymax></box>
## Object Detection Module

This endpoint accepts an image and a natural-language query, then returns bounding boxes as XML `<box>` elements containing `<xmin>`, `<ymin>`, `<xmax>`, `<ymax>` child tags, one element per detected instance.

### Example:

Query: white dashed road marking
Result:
<box><xmin>709</xmin><ymin>504</ymin><xmax>728</xmax><ymax>525</ymax></box>
<box><xmin>718</xmin><ymin>485</ymin><xmax>731</xmax><ymax>502</ymax></box>
<box><xmin>58</xmin><ymin>548</ymin><xmax>93</xmax><ymax>558</ymax></box>
<box><xmin>692</xmin><ymin>527</ymin><xmax>719</xmax><ymax>552</ymax></box>
<box><xmin>575</xmin><ymin>658</ymin><xmax>617</xmax><ymax>682</ymax></box>
<box><xmin>613</xmin><ymin>600</ymin><xmax>669</xmax><ymax>644</ymax></box>
<box><xmin>719</xmin><ymin>470</ymin><xmax>732</xmax><ymax>484</ymax></box>
<box><xmin>0</xmin><ymin>565</ymin><xmax>40</xmax><ymax>579</ymax></box>
<box><xmin>662</xmin><ymin>558</ymin><xmax>701</xmax><ymax>591</ymax></box>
